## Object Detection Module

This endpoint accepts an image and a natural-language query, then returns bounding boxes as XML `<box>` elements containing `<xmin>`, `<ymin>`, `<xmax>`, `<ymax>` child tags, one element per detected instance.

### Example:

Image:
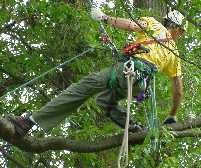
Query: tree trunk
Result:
<box><xmin>133</xmin><ymin>0</ymin><xmax>167</xmax><ymax>20</ymax></box>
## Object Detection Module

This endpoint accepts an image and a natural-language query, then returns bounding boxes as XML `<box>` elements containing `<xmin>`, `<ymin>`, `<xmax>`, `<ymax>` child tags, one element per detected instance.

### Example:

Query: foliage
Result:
<box><xmin>0</xmin><ymin>0</ymin><xmax>201</xmax><ymax>167</ymax></box>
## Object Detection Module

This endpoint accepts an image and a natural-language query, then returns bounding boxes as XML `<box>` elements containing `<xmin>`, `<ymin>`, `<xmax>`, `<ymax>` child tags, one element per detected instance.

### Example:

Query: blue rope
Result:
<box><xmin>0</xmin><ymin>48</ymin><xmax>94</xmax><ymax>100</ymax></box>
<box><xmin>147</xmin><ymin>74</ymin><xmax>159</xmax><ymax>152</ymax></box>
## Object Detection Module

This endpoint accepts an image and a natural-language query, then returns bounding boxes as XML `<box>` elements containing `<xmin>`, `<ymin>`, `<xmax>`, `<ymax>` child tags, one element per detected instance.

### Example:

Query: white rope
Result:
<box><xmin>118</xmin><ymin>58</ymin><xmax>135</xmax><ymax>168</ymax></box>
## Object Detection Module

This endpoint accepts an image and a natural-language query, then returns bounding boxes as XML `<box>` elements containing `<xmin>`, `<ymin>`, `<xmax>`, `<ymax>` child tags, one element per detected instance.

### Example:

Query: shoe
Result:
<box><xmin>107</xmin><ymin>106</ymin><xmax>147</xmax><ymax>133</ymax></box>
<box><xmin>163</xmin><ymin>116</ymin><xmax>176</xmax><ymax>125</ymax></box>
<box><xmin>6</xmin><ymin>114</ymin><xmax>35</xmax><ymax>136</ymax></box>
<box><xmin>129</xmin><ymin>122</ymin><xmax>147</xmax><ymax>133</ymax></box>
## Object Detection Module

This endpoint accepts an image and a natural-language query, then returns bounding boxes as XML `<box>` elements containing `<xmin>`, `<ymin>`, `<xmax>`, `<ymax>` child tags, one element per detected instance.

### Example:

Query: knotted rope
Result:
<box><xmin>118</xmin><ymin>58</ymin><xmax>135</xmax><ymax>168</ymax></box>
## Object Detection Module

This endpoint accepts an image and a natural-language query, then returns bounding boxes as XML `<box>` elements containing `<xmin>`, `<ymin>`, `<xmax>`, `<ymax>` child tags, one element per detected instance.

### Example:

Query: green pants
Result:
<box><xmin>32</xmin><ymin>62</ymin><xmax>145</xmax><ymax>132</ymax></box>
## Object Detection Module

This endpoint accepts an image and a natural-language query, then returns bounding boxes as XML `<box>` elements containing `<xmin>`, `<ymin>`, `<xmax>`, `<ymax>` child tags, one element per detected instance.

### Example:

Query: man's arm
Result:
<box><xmin>170</xmin><ymin>76</ymin><xmax>183</xmax><ymax>116</ymax></box>
<box><xmin>91</xmin><ymin>8</ymin><xmax>147</xmax><ymax>32</ymax></box>
<box><xmin>106</xmin><ymin>16</ymin><xmax>147</xmax><ymax>32</ymax></box>
<box><xmin>164</xmin><ymin>76</ymin><xmax>183</xmax><ymax>124</ymax></box>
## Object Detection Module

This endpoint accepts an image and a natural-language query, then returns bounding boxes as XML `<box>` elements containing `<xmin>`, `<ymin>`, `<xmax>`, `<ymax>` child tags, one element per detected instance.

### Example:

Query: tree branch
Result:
<box><xmin>0</xmin><ymin>21</ymin><xmax>17</xmax><ymax>34</ymax></box>
<box><xmin>172</xmin><ymin>130</ymin><xmax>201</xmax><ymax>138</ymax></box>
<box><xmin>1</xmin><ymin>117</ymin><xmax>201</xmax><ymax>153</ymax></box>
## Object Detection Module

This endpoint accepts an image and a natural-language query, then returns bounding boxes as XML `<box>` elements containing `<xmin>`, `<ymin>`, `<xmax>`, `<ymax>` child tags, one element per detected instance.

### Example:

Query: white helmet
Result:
<box><xmin>164</xmin><ymin>10</ymin><xmax>184</xmax><ymax>26</ymax></box>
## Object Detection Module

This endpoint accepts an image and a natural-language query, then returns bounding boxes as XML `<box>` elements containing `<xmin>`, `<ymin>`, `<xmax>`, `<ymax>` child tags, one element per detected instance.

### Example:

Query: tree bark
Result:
<box><xmin>133</xmin><ymin>0</ymin><xmax>167</xmax><ymax>19</ymax></box>
<box><xmin>1</xmin><ymin>117</ymin><xmax>201</xmax><ymax>153</ymax></box>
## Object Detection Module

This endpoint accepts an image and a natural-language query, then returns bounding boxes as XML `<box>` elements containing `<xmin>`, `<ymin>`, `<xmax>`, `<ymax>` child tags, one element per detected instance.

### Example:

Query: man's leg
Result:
<box><xmin>96</xmin><ymin>89</ymin><xmax>143</xmax><ymax>132</ymax></box>
<box><xmin>96</xmin><ymin>62</ymin><xmax>144</xmax><ymax>132</ymax></box>
<box><xmin>8</xmin><ymin>68</ymin><xmax>111</xmax><ymax>135</ymax></box>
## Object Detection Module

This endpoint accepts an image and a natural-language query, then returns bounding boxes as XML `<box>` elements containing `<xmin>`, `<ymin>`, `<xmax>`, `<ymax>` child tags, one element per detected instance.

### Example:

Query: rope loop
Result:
<box><xmin>118</xmin><ymin>57</ymin><xmax>135</xmax><ymax>168</ymax></box>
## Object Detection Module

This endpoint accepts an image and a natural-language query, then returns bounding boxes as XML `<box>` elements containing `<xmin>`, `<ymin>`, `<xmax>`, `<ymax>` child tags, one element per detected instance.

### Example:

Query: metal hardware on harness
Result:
<box><xmin>100</xmin><ymin>34</ymin><xmax>109</xmax><ymax>44</ymax></box>
<box><xmin>123</xmin><ymin>57</ymin><xmax>136</xmax><ymax>76</ymax></box>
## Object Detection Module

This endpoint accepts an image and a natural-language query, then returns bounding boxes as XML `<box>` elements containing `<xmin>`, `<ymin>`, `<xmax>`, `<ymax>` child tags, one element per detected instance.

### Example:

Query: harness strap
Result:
<box><xmin>107</xmin><ymin>65</ymin><xmax>118</xmax><ymax>89</ymax></box>
<box><xmin>123</xmin><ymin>38</ymin><xmax>172</xmax><ymax>55</ymax></box>
<box><xmin>136</xmin><ymin>37</ymin><xmax>172</xmax><ymax>45</ymax></box>
<box><xmin>107</xmin><ymin>57</ymin><xmax>157</xmax><ymax>103</ymax></box>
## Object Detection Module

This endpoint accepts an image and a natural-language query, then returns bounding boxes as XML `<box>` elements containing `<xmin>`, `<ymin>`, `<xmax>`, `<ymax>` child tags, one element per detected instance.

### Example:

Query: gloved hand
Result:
<box><xmin>163</xmin><ymin>116</ymin><xmax>177</xmax><ymax>124</ymax></box>
<box><xmin>91</xmin><ymin>7</ymin><xmax>108</xmax><ymax>21</ymax></box>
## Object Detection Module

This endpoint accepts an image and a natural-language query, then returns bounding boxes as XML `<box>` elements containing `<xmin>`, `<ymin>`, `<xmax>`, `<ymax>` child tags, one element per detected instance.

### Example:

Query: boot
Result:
<box><xmin>108</xmin><ymin>106</ymin><xmax>147</xmax><ymax>133</ymax></box>
<box><xmin>128</xmin><ymin>120</ymin><xmax>147</xmax><ymax>133</ymax></box>
<box><xmin>6</xmin><ymin>114</ymin><xmax>35</xmax><ymax>136</ymax></box>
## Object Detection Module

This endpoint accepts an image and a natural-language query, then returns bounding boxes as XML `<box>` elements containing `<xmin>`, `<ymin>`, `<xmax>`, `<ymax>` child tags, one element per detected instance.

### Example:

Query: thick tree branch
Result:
<box><xmin>172</xmin><ymin>130</ymin><xmax>201</xmax><ymax>138</ymax></box>
<box><xmin>1</xmin><ymin>117</ymin><xmax>201</xmax><ymax>153</ymax></box>
<box><xmin>166</xmin><ymin>118</ymin><xmax>201</xmax><ymax>131</ymax></box>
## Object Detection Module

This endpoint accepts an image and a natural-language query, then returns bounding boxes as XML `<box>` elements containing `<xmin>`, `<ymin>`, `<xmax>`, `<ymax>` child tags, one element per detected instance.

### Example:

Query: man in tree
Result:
<box><xmin>7</xmin><ymin>8</ymin><xmax>184</xmax><ymax>136</ymax></box>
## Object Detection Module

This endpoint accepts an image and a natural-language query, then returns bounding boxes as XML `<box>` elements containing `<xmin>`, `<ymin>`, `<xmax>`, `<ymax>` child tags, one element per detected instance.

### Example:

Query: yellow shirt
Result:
<box><xmin>134</xmin><ymin>17</ymin><xmax>181</xmax><ymax>77</ymax></box>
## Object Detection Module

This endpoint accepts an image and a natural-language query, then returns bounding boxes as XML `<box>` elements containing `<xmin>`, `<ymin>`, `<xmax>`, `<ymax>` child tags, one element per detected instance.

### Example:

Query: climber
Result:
<box><xmin>7</xmin><ymin>8</ymin><xmax>184</xmax><ymax>136</ymax></box>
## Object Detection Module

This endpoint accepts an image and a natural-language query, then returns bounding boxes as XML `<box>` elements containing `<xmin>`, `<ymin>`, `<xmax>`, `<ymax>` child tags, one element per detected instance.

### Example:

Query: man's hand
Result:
<box><xmin>91</xmin><ymin>7</ymin><xmax>108</xmax><ymax>22</ymax></box>
<box><xmin>91</xmin><ymin>7</ymin><xmax>148</xmax><ymax>32</ymax></box>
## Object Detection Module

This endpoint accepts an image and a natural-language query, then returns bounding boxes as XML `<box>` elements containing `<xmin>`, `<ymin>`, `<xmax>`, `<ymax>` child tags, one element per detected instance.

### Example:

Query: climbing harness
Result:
<box><xmin>93</xmin><ymin>1</ymin><xmax>160</xmax><ymax>165</ymax></box>
<box><xmin>99</xmin><ymin>19</ymin><xmax>159</xmax><ymax>166</ymax></box>
<box><xmin>119</xmin><ymin>3</ymin><xmax>160</xmax><ymax>154</ymax></box>
<box><xmin>117</xmin><ymin>58</ymin><xmax>159</xmax><ymax>168</ymax></box>
<box><xmin>117</xmin><ymin>50</ymin><xmax>158</xmax><ymax>168</ymax></box>
<box><xmin>118</xmin><ymin>57</ymin><xmax>135</xmax><ymax>168</ymax></box>
<box><xmin>122</xmin><ymin>37</ymin><xmax>174</xmax><ymax>56</ymax></box>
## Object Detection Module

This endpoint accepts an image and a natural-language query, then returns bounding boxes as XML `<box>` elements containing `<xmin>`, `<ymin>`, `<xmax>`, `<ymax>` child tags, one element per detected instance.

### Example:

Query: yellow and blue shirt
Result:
<box><xmin>134</xmin><ymin>17</ymin><xmax>181</xmax><ymax>78</ymax></box>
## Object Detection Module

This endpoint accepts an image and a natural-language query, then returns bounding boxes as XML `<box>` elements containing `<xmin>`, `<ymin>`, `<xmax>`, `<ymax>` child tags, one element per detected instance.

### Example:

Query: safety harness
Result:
<box><xmin>100</xmin><ymin>27</ymin><xmax>158</xmax><ymax>102</ymax></box>
<box><xmin>99</xmin><ymin>23</ymin><xmax>159</xmax><ymax>168</ymax></box>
